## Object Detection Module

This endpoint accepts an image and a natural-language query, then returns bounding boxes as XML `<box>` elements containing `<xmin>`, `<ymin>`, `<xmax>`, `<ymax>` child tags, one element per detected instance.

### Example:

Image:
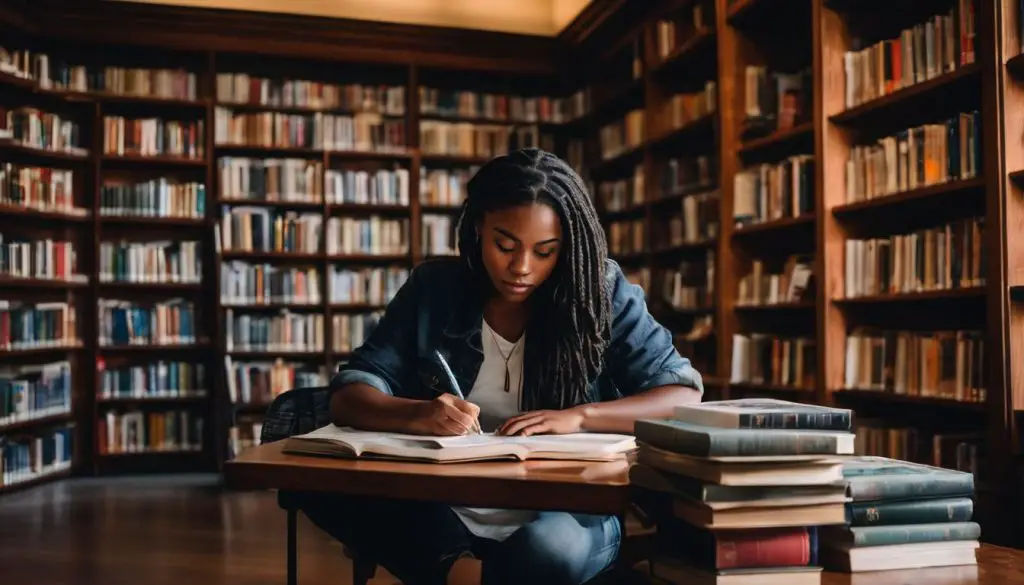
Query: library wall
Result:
<box><xmin>2</xmin><ymin>0</ymin><xmax>1024</xmax><ymax>550</ymax></box>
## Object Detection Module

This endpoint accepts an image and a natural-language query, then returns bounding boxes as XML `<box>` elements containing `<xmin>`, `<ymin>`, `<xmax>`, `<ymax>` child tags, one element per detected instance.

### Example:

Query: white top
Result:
<box><xmin>449</xmin><ymin>319</ymin><xmax>537</xmax><ymax>542</ymax></box>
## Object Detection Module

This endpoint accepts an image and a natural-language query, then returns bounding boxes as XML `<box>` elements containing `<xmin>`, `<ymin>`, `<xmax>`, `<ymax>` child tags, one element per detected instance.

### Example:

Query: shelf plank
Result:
<box><xmin>829</xmin><ymin>64</ymin><xmax>980</xmax><ymax>125</ymax></box>
<box><xmin>832</xmin><ymin>177</ymin><xmax>986</xmax><ymax>217</ymax></box>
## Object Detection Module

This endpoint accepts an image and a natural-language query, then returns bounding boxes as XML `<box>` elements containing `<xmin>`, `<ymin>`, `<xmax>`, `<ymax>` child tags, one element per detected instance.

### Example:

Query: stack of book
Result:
<box><xmin>632</xmin><ymin>398</ymin><xmax>855</xmax><ymax>584</ymax></box>
<box><xmin>818</xmin><ymin>456</ymin><xmax>980</xmax><ymax>572</ymax></box>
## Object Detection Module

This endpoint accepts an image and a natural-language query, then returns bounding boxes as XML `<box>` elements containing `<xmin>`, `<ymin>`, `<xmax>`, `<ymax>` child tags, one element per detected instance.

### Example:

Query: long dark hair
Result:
<box><xmin>456</xmin><ymin>148</ymin><xmax>611</xmax><ymax>410</ymax></box>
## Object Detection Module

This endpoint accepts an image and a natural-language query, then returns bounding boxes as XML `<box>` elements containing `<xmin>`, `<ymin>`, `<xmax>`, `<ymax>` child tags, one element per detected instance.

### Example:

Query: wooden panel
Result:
<box><xmin>28</xmin><ymin>0</ymin><xmax>560</xmax><ymax>74</ymax></box>
<box><xmin>815</xmin><ymin>0</ymin><xmax>850</xmax><ymax>402</ymax></box>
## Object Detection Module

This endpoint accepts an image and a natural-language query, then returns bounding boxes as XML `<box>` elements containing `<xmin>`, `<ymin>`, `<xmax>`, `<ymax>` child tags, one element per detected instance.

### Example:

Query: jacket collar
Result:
<box><xmin>441</xmin><ymin>276</ymin><xmax>485</xmax><ymax>352</ymax></box>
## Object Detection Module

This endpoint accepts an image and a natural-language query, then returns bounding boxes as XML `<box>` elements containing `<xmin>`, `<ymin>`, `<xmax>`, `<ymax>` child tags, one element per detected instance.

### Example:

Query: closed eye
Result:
<box><xmin>495</xmin><ymin>239</ymin><xmax>516</xmax><ymax>253</ymax></box>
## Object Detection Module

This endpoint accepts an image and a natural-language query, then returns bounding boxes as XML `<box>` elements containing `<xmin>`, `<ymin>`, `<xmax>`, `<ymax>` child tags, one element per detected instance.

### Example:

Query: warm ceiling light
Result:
<box><xmin>106</xmin><ymin>0</ymin><xmax>595</xmax><ymax>36</ymax></box>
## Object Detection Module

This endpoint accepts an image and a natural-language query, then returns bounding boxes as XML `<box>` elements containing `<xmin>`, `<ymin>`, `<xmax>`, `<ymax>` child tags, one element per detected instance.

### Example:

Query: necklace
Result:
<box><xmin>486</xmin><ymin>325</ymin><xmax>522</xmax><ymax>393</ymax></box>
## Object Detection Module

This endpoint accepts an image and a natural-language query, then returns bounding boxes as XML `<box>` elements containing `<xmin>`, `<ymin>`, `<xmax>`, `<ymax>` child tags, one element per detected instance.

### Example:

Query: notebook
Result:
<box><xmin>281</xmin><ymin>424</ymin><xmax>638</xmax><ymax>463</ymax></box>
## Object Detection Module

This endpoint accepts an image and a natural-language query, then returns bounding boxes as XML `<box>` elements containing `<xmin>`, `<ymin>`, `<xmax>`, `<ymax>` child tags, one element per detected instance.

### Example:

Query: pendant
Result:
<box><xmin>504</xmin><ymin>367</ymin><xmax>511</xmax><ymax>393</ymax></box>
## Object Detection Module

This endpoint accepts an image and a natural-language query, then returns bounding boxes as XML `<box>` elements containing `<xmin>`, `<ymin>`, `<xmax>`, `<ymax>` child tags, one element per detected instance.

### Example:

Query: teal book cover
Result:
<box><xmin>841</xmin><ymin>456</ymin><xmax>975</xmax><ymax>502</ymax></box>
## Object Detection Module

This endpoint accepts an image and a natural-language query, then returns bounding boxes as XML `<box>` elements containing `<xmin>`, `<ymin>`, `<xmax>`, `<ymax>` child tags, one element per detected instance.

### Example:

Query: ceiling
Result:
<box><xmin>106</xmin><ymin>0</ymin><xmax>595</xmax><ymax>36</ymax></box>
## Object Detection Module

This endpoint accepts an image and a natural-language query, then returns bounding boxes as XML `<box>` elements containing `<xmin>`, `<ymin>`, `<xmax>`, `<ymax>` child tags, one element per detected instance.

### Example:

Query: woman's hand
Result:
<box><xmin>496</xmin><ymin>408</ymin><xmax>584</xmax><ymax>436</ymax></box>
<box><xmin>409</xmin><ymin>394</ymin><xmax>482</xmax><ymax>436</ymax></box>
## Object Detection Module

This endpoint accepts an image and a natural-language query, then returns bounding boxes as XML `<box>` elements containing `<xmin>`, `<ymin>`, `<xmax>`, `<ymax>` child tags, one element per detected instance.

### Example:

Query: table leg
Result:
<box><xmin>287</xmin><ymin>508</ymin><xmax>297</xmax><ymax>585</ymax></box>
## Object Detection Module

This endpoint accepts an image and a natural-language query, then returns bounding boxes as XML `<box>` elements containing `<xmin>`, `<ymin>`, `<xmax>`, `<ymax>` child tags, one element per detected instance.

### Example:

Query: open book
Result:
<box><xmin>281</xmin><ymin>424</ymin><xmax>637</xmax><ymax>463</ymax></box>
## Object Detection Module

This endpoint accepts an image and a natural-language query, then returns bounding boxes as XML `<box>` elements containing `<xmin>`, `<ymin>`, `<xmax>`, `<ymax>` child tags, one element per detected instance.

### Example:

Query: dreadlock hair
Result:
<box><xmin>456</xmin><ymin>148</ymin><xmax>611</xmax><ymax>411</ymax></box>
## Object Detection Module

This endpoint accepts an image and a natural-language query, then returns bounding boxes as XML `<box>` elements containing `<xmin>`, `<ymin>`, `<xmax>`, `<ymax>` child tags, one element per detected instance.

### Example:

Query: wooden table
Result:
<box><xmin>226</xmin><ymin>442</ymin><xmax>1023</xmax><ymax>585</ymax></box>
<box><xmin>225</xmin><ymin>441</ymin><xmax>635</xmax><ymax>585</ymax></box>
<box><xmin>821</xmin><ymin>545</ymin><xmax>1024</xmax><ymax>584</ymax></box>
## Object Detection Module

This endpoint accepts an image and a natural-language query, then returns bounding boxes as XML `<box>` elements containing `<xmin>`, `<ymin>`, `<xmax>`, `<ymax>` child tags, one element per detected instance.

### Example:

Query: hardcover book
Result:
<box><xmin>281</xmin><ymin>424</ymin><xmax>637</xmax><ymax>463</ymax></box>
<box><xmin>673</xmin><ymin>398</ymin><xmax>852</xmax><ymax>431</ymax></box>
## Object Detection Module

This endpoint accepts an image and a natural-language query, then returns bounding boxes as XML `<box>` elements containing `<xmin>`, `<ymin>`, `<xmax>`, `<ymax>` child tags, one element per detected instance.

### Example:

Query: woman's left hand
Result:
<box><xmin>497</xmin><ymin>408</ymin><xmax>584</xmax><ymax>436</ymax></box>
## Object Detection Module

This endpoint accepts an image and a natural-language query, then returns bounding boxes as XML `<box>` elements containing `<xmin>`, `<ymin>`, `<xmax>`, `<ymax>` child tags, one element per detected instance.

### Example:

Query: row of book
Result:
<box><xmin>634</xmin><ymin>398</ymin><xmax>980</xmax><ymax>583</ymax></box>
<box><xmin>0</xmin><ymin>426</ymin><xmax>74</xmax><ymax>489</ymax></box>
<box><xmin>737</xmin><ymin>255</ymin><xmax>813</xmax><ymax>307</ymax></box>
<box><xmin>733</xmin><ymin>155</ymin><xmax>815</xmax><ymax>227</ymax></box>
<box><xmin>224</xmin><ymin>358</ymin><xmax>327</xmax><ymax>406</ymax></box>
<box><xmin>98</xmin><ymin>360</ymin><xmax>207</xmax><ymax>401</ymax></box>
<box><xmin>98</xmin><ymin>240</ymin><xmax>202</xmax><ymax>284</ymax></box>
<box><xmin>422</xmin><ymin>214</ymin><xmax>458</xmax><ymax>257</ymax></box>
<box><xmin>2</xmin><ymin>107</ymin><xmax>87</xmax><ymax>155</ymax></box>
<box><xmin>2</xmin><ymin>48</ymin><xmax>592</xmax><ymax>125</ymax></box>
<box><xmin>223</xmin><ymin>309</ymin><xmax>383</xmax><ymax>355</ymax></box>
<box><xmin>729</xmin><ymin>334</ymin><xmax>817</xmax><ymax>390</ymax></box>
<box><xmin>102</xmin><ymin>116</ymin><xmax>205</xmax><ymax>159</ymax></box>
<box><xmin>841</xmin><ymin>2</ymin><xmax>976</xmax><ymax>111</ymax></box>
<box><xmin>657</xmin><ymin>251</ymin><xmax>716</xmax><ymax>312</ymax></box>
<box><xmin>599</xmin><ymin>109</ymin><xmax>645</xmax><ymax>161</ymax></box>
<box><xmin>215</xmin><ymin>209</ymin><xmax>412</xmax><ymax>257</ymax></box>
<box><xmin>220</xmin><ymin>263</ymin><xmax>408</xmax><ymax>307</ymax></box>
<box><xmin>97</xmin><ymin>410</ymin><xmax>205</xmax><ymax>455</ymax></box>
<box><xmin>843</xmin><ymin>111</ymin><xmax>980</xmax><ymax>204</ymax></box>
<box><xmin>608</xmin><ymin>218</ymin><xmax>646</xmax><ymax>257</ymax></box>
<box><xmin>843</xmin><ymin>216</ymin><xmax>985</xmax><ymax>298</ymax></box>
<box><xmin>0</xmin><ymin>235</ymin><xmax>85</xmax><ymax>283</ymax></box>
<box><xmin>596</xmin><ymin>165</ymin><xmax>645</xmax><ymax>213</ymax></box>
<box><xmin>653</xmin><ymin>189</ymin><xmax>719</xmax><ymax>247</ymax></box>
<box><xmin>213</xmin><ymin>108</ymin><xmax>407</xmax><ymax>153</ymax></box>
<box><xmin>216</xmin><ymin>74</ymin><xmax>406</xmax><ymax>115</ymax></box>
<box><xmin>418</xmin><ymin>87</ymin><xmax>580</xmax><ymax>125</ymax></box>
<box><xmin>0</xmin><ymin>360</ymin><xmax>72</xmax><ymax>428</ymax></box>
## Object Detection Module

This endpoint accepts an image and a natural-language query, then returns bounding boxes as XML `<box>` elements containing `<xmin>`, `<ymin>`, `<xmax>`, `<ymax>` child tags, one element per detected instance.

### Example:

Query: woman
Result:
<box><xmin>299</xmin><ymin>148</ymin><xmax>703</xmax><ymax>585</ymax></box>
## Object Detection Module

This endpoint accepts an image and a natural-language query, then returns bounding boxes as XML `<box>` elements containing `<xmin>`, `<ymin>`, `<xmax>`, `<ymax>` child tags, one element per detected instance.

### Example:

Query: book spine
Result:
<box><xmin>849</xmin><ymin>521</ymin><xmax>981</xmax><ymax>547</ymax></box>
<box><xmin>847</xmin><ymin>497</ymin><xmax>974</xmax><ymax>526</ymax></box>
<box><xmin>715</xmin><ymin>528</ymin><xmax>813</xmax><ymax>569</ymax></box>
<box><xmin>635</xmin><ymin>420</ymin><xmax>848</xmax><ymax>457</ymax></box>
<box><xmin>848</xmin><ymin>473</ymin><xmax>975</xmax><ymax>501</ymax></box>
<box><xmin>738</xmin><ymin>412</ymin><xmax>851</xmax><ymax>430</ymax></box>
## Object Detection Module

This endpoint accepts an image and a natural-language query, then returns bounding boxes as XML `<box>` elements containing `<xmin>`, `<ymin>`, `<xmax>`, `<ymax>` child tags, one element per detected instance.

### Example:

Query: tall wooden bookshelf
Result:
<box><xmin>4</xmin><ymin>0</ymin><xmax>1024</xmax><ymax>548</ymax></box>
<box><xmin>567</xmin><ymin>0</ymin><xmax>1013</xmax><ymax>547</ymax></box>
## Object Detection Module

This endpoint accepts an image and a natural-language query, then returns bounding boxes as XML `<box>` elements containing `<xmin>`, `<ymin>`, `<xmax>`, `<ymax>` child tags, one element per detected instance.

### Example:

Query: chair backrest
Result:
<box><xmin>259</xmin><ymin>385</ymin><xmax>333</xmax><ymax>444</ymax></box>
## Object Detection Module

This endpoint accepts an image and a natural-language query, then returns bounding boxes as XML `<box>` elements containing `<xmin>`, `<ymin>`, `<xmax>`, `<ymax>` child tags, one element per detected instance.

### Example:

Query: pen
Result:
<box><xmin>434</xmin><ymin>349</ymin><xmax>482</xmax><ymax>434</ymax></box>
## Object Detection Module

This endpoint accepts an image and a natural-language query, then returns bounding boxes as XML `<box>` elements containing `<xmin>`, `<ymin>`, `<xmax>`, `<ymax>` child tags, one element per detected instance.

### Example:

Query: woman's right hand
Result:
<box><xmin>409</xmin><ymin>394</ymin><xmax>482</xmax><ymax>436</ymax></box>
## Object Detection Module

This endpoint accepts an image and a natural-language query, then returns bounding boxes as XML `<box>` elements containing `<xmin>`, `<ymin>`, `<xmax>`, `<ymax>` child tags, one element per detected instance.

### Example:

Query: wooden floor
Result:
<box><xmin>0</xmin><ymin>474</ymin><xmax>402</xmax><ymax>585</ymax></box>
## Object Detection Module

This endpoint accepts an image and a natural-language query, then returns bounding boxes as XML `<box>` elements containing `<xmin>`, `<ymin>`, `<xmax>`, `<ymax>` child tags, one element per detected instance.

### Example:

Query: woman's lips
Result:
<box><xmin>502</xmin><ymin>280</ymin><xmax>533</xmax><ymax>294</ymax></box>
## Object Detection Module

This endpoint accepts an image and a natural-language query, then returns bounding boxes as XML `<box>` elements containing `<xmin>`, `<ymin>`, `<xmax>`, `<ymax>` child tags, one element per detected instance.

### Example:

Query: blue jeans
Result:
<box><xmin>296</xmin><ymin>492</ymin><xmax>621</xmax><ymax>585</ymax></box>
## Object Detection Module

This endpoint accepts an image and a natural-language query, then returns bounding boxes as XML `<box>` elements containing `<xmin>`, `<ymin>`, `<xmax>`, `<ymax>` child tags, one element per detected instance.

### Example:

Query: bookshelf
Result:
<box><xmin>3</xmin><ymin>0</ymin><xmax>1024</xmax><ymax>548</ymax></box>
<box><xmin>564</xmin><ymin>0</ymin><xmax>1011</xmax><ymax>547</ymax></box>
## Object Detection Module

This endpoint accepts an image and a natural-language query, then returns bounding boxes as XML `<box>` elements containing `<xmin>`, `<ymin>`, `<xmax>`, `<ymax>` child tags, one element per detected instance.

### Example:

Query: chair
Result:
<box><xmin>259</xmin><ymin>385</ymin><xmax>378</xmax><ymax>585</ymax></box>
<box><xmin>258</xmin><ymin>386</ymin><xmax>654</xmax><ymax>585</ymax></box>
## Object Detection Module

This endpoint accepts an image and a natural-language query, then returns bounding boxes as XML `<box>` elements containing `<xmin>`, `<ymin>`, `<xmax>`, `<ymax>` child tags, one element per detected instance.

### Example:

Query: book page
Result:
<box><xmin>298</xmin><ymin>425</ymin><xmax>634</xmax><ymax>454</ymax></box>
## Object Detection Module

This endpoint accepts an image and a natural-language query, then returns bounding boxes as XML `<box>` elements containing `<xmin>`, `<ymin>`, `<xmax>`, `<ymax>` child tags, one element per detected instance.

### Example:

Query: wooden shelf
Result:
<box><xmin>0</xmin><ymin>277</ymin><xmax>89</xmax><ymax>289</ymax></box>
<box><xmin>0</xmin><ymin>140</ymin><xmax>89</xmax><ymax>163</ymax></box>
<box><xmin>734</xmin><ymin>301</ymin><xmax>816</xmax><ymax>311</ymax></box>
<box><xmin>0</xmin><ymin>205</ymin><xmax>90</xmax><ymax>222</ymax></box>
<box><xmin>0</xmin><ymin>412</ymin><xmax>74</xmax><ymax>435</ymax></box>
<box><xmin>101</xmin><ymin>154</ymin><xmax>207</xmax><ymax>166</ymax></box>
<box><xmin>829</xmin><ymin>64</ymin><xmax>980</xmax><ymax>125</ymax></box>
<box><xmin>732</xmin><ymin>213</ymin><xmax>815</xmax><ymax>236</ymax></box>
<box><xmin>832</xmin><ymin>178</ymin><xmax>986</xmax><ymax>217</ymax></box>
<box><xmin>833</xmin><ymin>287</ymin><xmax>986</xmax><ymax>304</ymax></box>
<box><xmin>649</xmin><ymin>30</ymin><xmax>717</xmax><ymax>78</ymax></box>
<box><xmin>0</xmin><ymin>468</ymin><xmax>72</xmax><ymax>496</ymax></box>
<box><xmin>98</xmin><ymin>215</ymin><xmax>206</xmax><ymax>227</ymax></box>
<box><xmin>738</xmin><ymin>121</ymin><xmax>814</xmax><ymax>156</ymax></box>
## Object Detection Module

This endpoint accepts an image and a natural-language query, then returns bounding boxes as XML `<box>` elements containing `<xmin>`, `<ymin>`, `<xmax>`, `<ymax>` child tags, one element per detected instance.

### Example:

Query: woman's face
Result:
<box><xmin>477</xmin><ymin>202</ymin><xmax>563</xmax><ymax>303</ymax></box>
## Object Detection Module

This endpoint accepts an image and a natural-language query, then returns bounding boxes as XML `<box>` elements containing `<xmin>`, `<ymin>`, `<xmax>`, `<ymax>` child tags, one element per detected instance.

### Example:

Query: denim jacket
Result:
<box><xmin>330</xmin><ymin>258</ymin><xmax>703</xmax><ymax>410</ymax></box>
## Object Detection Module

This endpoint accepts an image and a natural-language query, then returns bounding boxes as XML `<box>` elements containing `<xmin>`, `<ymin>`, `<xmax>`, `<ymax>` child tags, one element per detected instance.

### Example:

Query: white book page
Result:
<box><xmin>297</xmin><ymin>425</ymin><xmax>634</xmax><ymax>454</ymax></box>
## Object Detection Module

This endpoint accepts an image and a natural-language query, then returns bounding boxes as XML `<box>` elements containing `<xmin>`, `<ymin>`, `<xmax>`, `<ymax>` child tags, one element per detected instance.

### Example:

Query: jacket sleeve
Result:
<box><xmin>603</xmin><ymin>262</ymin><xmax>704</xmax><ymax>396</ymax></box>
<box><xmin>329</xmin><ymin>266</ymin><xmax>424</xmax><ymax>399</ymax></box>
